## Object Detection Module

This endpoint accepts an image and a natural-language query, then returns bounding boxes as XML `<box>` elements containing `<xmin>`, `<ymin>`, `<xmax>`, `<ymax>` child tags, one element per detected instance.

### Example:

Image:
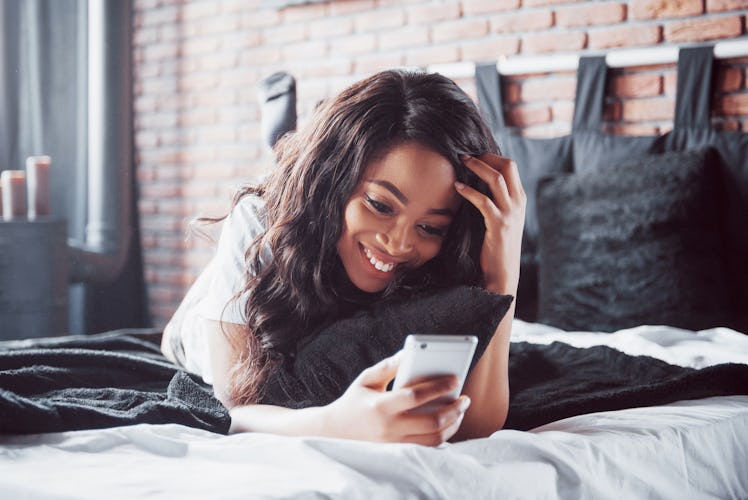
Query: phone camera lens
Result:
<box><xmin>420</xmin><ymin>343</ymin><xmax>427</xmax><ymax>349</ymax></box>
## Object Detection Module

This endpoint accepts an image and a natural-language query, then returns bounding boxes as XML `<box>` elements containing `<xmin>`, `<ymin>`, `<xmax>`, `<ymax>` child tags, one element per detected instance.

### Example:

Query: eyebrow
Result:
<box><xmin>365</xmin><ymin>179</ymin><xmax>455</xmax><ymax>217</ymax></box>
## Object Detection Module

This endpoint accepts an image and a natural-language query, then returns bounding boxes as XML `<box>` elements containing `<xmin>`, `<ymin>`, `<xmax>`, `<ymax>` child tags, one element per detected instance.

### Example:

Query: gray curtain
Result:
<box><xmin>0</xmin><ymin>0</ymin><xmax>148</xmax><ymax>334</ymax></box>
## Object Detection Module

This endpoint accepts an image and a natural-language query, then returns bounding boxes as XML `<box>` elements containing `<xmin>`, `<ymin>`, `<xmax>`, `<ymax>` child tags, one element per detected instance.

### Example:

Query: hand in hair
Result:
<box><xmin>455</xmin><ymin>154</ymin><xmax>526</xmax><ymax>296</ymax></box>
<box><xmin>323</xmin><ymin>352</ymin><xmax>471</xmax><ymax>446</ymax></box>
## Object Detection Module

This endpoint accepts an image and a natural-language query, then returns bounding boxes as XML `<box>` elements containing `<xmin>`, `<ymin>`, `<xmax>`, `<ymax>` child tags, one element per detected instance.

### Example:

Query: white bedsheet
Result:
<box><xmin>2</xmin><ymin>324</ymin><xmax>747</xmax><ymax>500</ymax></box>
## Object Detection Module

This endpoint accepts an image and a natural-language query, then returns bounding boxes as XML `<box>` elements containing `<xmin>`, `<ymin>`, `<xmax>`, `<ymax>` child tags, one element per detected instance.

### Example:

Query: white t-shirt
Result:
<box><xmin>163</xmin><ymin>195</ymin><xmax>269</xmax><ymax>383</ymax></box>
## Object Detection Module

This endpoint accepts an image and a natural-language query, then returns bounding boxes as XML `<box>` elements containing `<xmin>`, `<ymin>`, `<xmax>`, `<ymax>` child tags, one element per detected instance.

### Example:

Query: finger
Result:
<box><xmin>384</xmin><ymin>374</ymin><xmax>458</xmax><ymax>414</ymax></box>
<box><xmin>476</xmin><ymin>153</ymin><xmax>526</xmax><ymax>200</ymax></box>
<box><xmin>401</xmin><ymin>399</ymin><xmax>469</xmax><ymax>446</ymax></box>
<box><xmin>454</xmin><ymin>181</ymin><xmax>502</xmax><ymax>224</ymax></box>
<box><xmin>462</xmin><ymin>155</ymin><xmax>512</xmax><ymax>212</ymax></box>
<box><xmin>356</xmin><ymin>351</ymin><xmax>402</xmax><ymax>390</ymax></box>
<box><xmin>396</xmin><ymin>395</ymin><xmax>470</xmax><ymax>435</ymax></box>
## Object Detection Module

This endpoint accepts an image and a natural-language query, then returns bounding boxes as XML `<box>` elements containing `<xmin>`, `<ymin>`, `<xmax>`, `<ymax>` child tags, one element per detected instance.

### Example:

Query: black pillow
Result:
<box><xmin>536</xmin><ymin>148</ymin><xmax>731</xmax><ymax>332</ymax></box>
<box><xmin>258</xmin><ymin>286</ymin><xmax>513</xmax><ymax>408</ymax></box>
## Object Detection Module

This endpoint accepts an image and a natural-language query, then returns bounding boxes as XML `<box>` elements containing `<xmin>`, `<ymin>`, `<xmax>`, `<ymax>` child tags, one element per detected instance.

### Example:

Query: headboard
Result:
<box><xmin>476</xmin><ymin>45</ymin><xmax>748</xmax><ymax>334</ymax></box>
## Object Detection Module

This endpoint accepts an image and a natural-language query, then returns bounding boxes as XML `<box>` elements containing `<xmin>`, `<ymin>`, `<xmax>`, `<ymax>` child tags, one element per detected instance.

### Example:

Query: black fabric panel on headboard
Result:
<box><xmin>662</xmin><ymin>47</ymin><xmax>748</xmax><ymax>332</ymax></box>
<box><xmin>476</xmin><ymin>64</ymin><xmax>573</xmax><ymax>322</ymax></box>
<box><xmin>476</xmin><ymin>46</ymin><xmax>748</xmax><ymax>333</ymax></box>
<box><xmin>571</xmin><ymin>56</ymin><xmax>665</xmax><ymax>173</ymax></box>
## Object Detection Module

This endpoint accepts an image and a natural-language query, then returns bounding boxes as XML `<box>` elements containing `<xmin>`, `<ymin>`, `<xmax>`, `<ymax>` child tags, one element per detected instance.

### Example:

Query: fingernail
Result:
<box><xmin>454</xmin><ymin>181</ymin><xmax>465</xmax><ymax>190</ymax></box>
<box><xmin>460</xmin><ymin>154</ymin><xmax>471</xmax><ymax>161</ymax></box>
<box><xmin>459</xmin><ymin>397</ymin><xmax>471</xmax><ymax>412</ymax></box>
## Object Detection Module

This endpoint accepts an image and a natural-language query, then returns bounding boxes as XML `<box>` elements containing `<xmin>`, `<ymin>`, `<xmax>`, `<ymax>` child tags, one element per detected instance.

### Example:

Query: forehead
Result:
<box><xmin>362</xmin><ymin>142</ymin><xmax>458</xmax><ymax>206</ymax></box>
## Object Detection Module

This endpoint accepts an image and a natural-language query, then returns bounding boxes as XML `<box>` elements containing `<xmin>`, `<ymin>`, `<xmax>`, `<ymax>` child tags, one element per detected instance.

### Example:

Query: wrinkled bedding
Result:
<box><xmin>1</xmin><ymin>321</ymin><xmax>746</xmax><ymax>499</ymax></box>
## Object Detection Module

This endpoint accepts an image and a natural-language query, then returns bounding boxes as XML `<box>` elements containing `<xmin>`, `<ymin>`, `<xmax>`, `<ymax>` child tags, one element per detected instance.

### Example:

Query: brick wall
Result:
<box><xmin>132</xmin><ymin>0</ymin><xmax>748</xmax><ymax>328</ymax></box>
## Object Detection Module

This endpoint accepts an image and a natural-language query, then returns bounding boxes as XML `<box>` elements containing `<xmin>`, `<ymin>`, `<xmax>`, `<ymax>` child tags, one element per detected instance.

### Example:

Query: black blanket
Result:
<box><xmin>1</xmin><ymin>331</ymin><xmax>747</xmax><ymax>435</ymax></box>
<box><xmin>0</xmin><ymin>330</ymin><xmax>231</xmax><ymax>434</ymax></box>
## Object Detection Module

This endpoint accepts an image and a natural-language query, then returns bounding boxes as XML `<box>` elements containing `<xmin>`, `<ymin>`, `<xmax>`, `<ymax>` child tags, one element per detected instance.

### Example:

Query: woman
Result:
<box><xmin>162</xmin><ymin>69</ymin><xmax>526</xmax><ymax>445</ymax></box>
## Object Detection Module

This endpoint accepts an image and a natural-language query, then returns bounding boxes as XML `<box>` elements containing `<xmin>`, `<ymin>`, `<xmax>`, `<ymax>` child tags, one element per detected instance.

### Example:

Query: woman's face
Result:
<box><xmin>337</xmin><ymin>142</ymin><xmax>461</xmax><ymax>293</ymax></box>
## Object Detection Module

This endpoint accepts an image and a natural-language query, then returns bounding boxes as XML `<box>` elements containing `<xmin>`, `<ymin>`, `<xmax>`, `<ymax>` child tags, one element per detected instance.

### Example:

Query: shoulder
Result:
<box><xmin>230</xmin><ymin>194</ymin><xmax>267</xmax><ymax>228</ymax></box>
<box><xmin>222</xmin><ymin>193</ymin><xmax>267</xmax><ymax>243</ymax></box>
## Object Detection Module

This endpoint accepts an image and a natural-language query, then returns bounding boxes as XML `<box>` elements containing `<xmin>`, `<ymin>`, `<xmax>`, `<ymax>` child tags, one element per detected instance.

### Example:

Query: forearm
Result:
<box><xmin>455</xmin><ymin>297</ymin><xmax>513</xmax><ymax>440</ymax></box>
<box><xmin>228</xmin><ymin>404</ymin><xmax>330</xmax><ymax>436</ymax></box>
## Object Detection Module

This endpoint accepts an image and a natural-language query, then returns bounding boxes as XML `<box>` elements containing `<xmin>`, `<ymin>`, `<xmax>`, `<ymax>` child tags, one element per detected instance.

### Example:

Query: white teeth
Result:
<box><xmin>364</xmin><ymin>247</ymin><xmax>395</xmax><ymax>273</ymax></box>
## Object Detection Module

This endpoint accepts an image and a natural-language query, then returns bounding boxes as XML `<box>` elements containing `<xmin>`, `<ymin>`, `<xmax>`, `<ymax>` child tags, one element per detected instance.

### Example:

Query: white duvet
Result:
<box><xmin>2</xmin><ymin>322</ymin><xmax>747</xmax><ymax>500</ymax></box>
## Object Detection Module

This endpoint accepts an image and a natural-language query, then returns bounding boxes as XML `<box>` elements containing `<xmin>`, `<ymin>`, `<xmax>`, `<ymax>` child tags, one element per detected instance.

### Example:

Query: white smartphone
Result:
<box><xmin>392</xmin><ymin>334</ymin><xmax>478</xmax><ymax>412</ymax></box>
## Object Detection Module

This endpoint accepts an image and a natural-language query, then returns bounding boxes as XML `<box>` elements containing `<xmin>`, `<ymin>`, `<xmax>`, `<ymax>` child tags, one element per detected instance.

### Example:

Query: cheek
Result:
<box><xmin>419</xmin><ymin>239</ymin><xmax>445</xmax><ymax>263</ymax></box>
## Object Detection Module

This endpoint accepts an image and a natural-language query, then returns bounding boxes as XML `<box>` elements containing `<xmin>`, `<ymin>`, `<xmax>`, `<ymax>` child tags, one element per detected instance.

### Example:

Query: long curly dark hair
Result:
<box><xmin>224</xmin><ymin>69</ymin><xmax>499</xmax><ymax>405</ymax></box>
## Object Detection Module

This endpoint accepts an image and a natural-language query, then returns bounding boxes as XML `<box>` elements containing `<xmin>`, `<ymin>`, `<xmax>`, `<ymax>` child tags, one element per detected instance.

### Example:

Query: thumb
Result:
<box><xmin>356</xmin><ymin>350</ymin><xmax>402</xmax><ymax>390</ymax></box>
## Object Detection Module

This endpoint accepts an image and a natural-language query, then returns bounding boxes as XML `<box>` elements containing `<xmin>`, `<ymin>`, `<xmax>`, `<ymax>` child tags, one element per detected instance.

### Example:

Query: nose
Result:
<box><xmin>377</xmin><ymin>218</ymin><xmax>415</xmax><ymax>256</ymax></box>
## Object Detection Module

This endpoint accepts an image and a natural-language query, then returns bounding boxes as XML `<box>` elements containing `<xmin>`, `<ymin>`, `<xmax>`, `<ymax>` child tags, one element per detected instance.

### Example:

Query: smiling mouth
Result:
<box><xmin>362</xmin><ymin>246</ymin><xmax>397</xmax><ymax>273</ymax></box>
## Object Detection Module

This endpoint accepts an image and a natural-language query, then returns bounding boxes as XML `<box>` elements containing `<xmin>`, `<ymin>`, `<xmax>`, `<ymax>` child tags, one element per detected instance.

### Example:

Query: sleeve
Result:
<box><xmin>197</xmin><ymin>196</ymin><xmax>267</xmax><ymax>325</ymax></box>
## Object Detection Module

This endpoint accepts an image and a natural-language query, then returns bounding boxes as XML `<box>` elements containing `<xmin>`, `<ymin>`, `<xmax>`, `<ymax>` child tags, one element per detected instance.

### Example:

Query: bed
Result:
<box><xmin>1</xmin><ymin>321</ymin><xmax>747</xmax><ymax>499</ymax></box>
<box><xmin>3</xmin><ymin>45</ymin><xmax>748</xmax><ymax>498</ymax></box>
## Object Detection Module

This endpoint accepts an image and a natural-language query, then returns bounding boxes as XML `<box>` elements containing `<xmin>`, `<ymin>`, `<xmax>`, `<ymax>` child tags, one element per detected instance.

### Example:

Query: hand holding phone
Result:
<box><xmin>392</xmin><ymin>334</ymin><xmax>477</xmax><ymax>413</ymax></box>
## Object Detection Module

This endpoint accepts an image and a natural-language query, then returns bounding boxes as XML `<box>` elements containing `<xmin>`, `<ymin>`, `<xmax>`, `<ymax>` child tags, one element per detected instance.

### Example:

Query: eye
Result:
<box><xmin>418</xmin><ymin>224</ymin><xmax>446</xmax><ymax>238</ymax></box>
<box><xmin>365</xmin><ymin>194</ymin><xmax>393</xmax><ymax>215</ymax></box>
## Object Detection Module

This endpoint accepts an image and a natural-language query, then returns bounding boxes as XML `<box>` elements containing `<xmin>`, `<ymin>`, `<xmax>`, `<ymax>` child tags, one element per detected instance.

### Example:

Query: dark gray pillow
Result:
<box><xmin>536</xmin><ymin>149</ymin><xmax>731</xmax><ymax>332</ymax></box>
<box><xmin>259</xmin><ymin>286</ymin><xmax>513</xmax><ymax>408</ymax></box>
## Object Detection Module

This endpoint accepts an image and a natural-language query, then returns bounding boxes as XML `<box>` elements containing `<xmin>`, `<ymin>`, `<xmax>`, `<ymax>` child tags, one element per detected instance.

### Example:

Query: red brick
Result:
<box><xmin>241</xmin><ymin>9</ymin><xmax>281</xmax><ymax>28</ymax></box>
<box><xmin>663</xmin><ymin>70</ymin><xmax>678</xmax><ymax>95</ymax></box>
<box><xmin>505</xmin><ymin>81</ymin><xmax>522</xmax><ymax>104</ymax></box>
<box><xmin>462</xmin><ymin>0</ymin><xmax>520</xmax><ymax>15</ymax></box>
<box><xmin>281</xmin><ymin>2</ymin><xmax>328</xmax><ymax>22</ymax></box>
<box><xmin>608</xmin><ymin>123</ymin><xmax>662</xmax><ymax>135</ymax></box>
<box><xmin>406</xmin><ymin>2</ymin><xmax>461</xmax><ymax>25</ymax></box>
<box><xmin>138</xmin><ymin>6</ymin><xmax>179</xmax><ymax>27</ymax></box>
<box><xmin>182</xmin><ymin>1</ymin><xmax>218</xmax><ymax>21</ymax></box>
<box><xmin>354</xmin><ymin>53</ymin><xmax>405</xmax><ymax>74</ymax></box>
<box><xmin>330</xmin><ymin>0</ymin><xmax>376</xmax><ymax>15</ymax></box>
<box><xmin>433</xmin><ymin>18</ymin><xmax>489</xmax><ymax>43</ymax></box>
<box><xmin>707</xmin><ymin>0</ymin><xmax>748</xmax><ymax>12</ymax></box>
<box><xmin>506</xmin><ymin>104</ymin><xmax>552</xmax><ymax>126</ymax></box>
<box><xmin>297</xmin><ymin>58</ymin><xmax>354</xmax><ymax>78</ymax></box>
<box><xmin>140</xmin><ymin>183</ymin><xmax>182</xmax><ymax>200</ymax></box>
<box><xmin>551</xmin><ymin>101</ymin><xmax>575</xmax><ymax>122</ymax></box>
<box><xmin>631</xmin><ymin>0</ymin><xmax>703</xmax><ymax>19</ymax></box>
<box><xmin>181</xmin><ymin>37</ymin><xmax>219</xmax><ymax>57</ymax></box>
<box><xmin>263</xmin><ymin>23</ymin><xmax>308</xmax><ymax>45</ymax></box>
<box><xmin>378</xmin><ymin>26</ymin><xmax>429</xmax><ymax>51</ymax></box>
<box><xmin>521</xmin><ymin>75</ymin><xmax>577</xmax><ymax>101</ymax></box>
<box><xmin>716</xmin><ymin>67</ymin><xmax>744</xmax><ymax>92</ymax></box>
<box><xmin>143</xmin><ymin>42</ymin><xmax>179</xmax><ymax>62</ymax></box>
<box><xmin>329</xmin><ymin>34</ymin><xmax>377</xmax><ymax>56</ymax></box>
<box><xmin>714</xmin><ymin>119</ymin><xmax>742</xmax><ymax>130</ymax></box>
<box><xmin>664</xmin><ymin>15</ymin><xmax>743</xmax><ymax>42</ymax></box>
<box><xmin>604</xmin><ymin>100</ymin><xmax>623</xmax><ymax>121</ymax></box>
<box><xmin>588</xmin><ymin>24</ymin><xmax>662</xmax><ymax>49</ymax></box>
<box><xmin>556</xmin><ymin>3</ymin><xmax>627</xmax><ymax>27</ymax></box>
<box><xmin>353</xmin><ymin>8</ymin><xmax>406</xmax><ymax>33</ymax></box>
<box><xmin>405</xmin><ymin>45</ymin><xmax>460</xmax><ymax>67</ymax></box>
<box><xmin>522</xmin><ymin>31</ymin><xmax>587</xmax><ymax>53</ymax></box>
<box><xmin>610</xmin><ymin>73</ymin><xmax>663</xmax><ymax>97</ymax></box>
<box><xmin>523</xmin><ymin>124</ymin><xmax>572</xmax><ymax>138</ymax></box>
<box><xmin>524</xmin><ymin>0</ymin><xmax>585</xmax><ymax>5</ymax></box>
<box><xmin>240</xmin><ymin>46</ymin><xmax>282</xmax><ymax>66</ymax></box>
<box><xmin>197</xmin><ymin>16</ymin><xmax>241</xmax><ymax>37</ymax></box>
<box><xmin>133</xmin><ymin>27</ymin><xmax>158</xmax><ymax>46</ymax></box>
<box><xmin>309</xmin><ymin>17</ymin><xmax>355</xmax><ymax>39</ymax></box>
<box><xmin>717</xmin><ymin>93</ymin><xmax>748</xmax><ymax>115</ymax></box>
<box><xmin>490</xmin><ymin>10</ymin><xmax>554</xmax><ymax>33</ymax></box>
<box><xmin>460</xmin><ymin>36</ymin><xmax>520</xmax><ymax>62</ymax></box>
<box><xmin>622</xmin><ymin>96</ymin><xmax>676</xmax><ymax>121</ymax></box>
<box><xmin>282</xmin><ymin>40</ymin><xmax>328</xmax><ymax>61</ymax></box>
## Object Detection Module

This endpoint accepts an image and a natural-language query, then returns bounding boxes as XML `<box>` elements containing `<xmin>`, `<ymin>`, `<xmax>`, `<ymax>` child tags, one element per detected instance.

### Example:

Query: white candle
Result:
<box><xmin>26</xmin><ymin>155</ymin><xmax>51</xmax><ymax>218</ymax></box>
<box><xmin>1</xmin><ymin>170</ymin><xmax>27</xmax><ymax>219</ymax></box>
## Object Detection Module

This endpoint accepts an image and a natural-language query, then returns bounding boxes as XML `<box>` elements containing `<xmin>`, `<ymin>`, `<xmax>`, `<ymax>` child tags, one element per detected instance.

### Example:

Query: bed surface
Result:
<box><xmin>2</xmin><ymin>322</ymin><xmax>746</xmax><ymax>500</ymax></box>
